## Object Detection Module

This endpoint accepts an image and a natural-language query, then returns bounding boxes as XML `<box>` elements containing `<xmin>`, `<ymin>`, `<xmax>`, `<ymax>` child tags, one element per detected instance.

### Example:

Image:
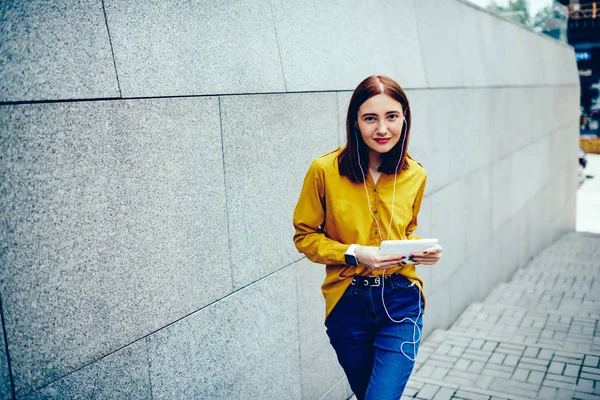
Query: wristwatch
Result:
<box><xmin>344</xmin><ymin>244</ymin><xmax>360</xmax><ymax>266</ymax></box>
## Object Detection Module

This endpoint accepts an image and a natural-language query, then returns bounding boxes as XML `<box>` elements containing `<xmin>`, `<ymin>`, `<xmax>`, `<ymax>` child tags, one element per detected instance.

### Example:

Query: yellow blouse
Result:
<box><xmin>293</xmin><ymin>147</ymin><xmax>427</xmax><ymax>319</ymax></box>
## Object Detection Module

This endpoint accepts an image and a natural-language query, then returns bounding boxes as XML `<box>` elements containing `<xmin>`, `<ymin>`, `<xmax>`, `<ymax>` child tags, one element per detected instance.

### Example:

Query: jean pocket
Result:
<box><xmin>339</xmin><ymin>282</ymin><xmax>357</xmax><ymax>299</ymax></box>
<box><xmin>390</xmin><ymin>274</ymin><xmax>418</xmax><ymax>290</ymax></box>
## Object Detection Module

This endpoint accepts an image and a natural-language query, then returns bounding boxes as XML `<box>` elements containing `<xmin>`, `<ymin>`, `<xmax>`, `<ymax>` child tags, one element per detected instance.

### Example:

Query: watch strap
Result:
<box><xmin>345</xmin><ymin>244</ymin><xmax>360</xmax><ymax>266</ymax></box>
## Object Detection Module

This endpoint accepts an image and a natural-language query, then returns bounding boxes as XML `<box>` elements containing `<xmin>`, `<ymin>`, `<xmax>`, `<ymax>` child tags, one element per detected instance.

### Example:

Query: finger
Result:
<box><xmin>413</xmin><ymin>252</ymin><xmax>443</xmax><ymax>259</ymax></box>
<box><xmin>409</xmin><ymin>253</ymin><xmax>442</xmax><ymax>260</ymax></box>
<box><xmin>383</xmin><ymin>259</ymin><xmax>408</xmax><ymax>268</ymax></box>
<box><xmin>412</xmin><ymin>259</ymin><xmax>438</xmax><ymax>265</ymax></box>
<box><xmin>373</xmin><ymin>260</ymin><xmax>407</xmax><ymax>269</ymax></box>
<box><xmin>374</xmin><ymin>257</ymin><xmax>407</xmax><ymax>266</ymax></box>
<box><xmin>411</xmin><ymin>257</ymin><xmax>441</xmax><ymax>263</ymax></box>
<box><xmin>376</xmin><ymin>254</ymin><xmax>408</xmax><ymax>262</ymax></box>
<box><xmin>416</xmin><ymin>246</ymin><xmax>442</xmax><ymax>256</ymax></box>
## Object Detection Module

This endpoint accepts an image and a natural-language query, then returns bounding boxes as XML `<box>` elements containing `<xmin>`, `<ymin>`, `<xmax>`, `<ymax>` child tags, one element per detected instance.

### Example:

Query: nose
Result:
<box><xmin>376</xmin><ymin>121</ymin><xmax>388</xmax><ymax>135</ymax></box>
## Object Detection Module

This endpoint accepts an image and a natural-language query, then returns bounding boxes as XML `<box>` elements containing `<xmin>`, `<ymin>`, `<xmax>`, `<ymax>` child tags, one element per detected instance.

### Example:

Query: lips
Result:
<box><xmin>374</xmin><ymin>138</ymin><xmax>391</xmax><ymax>144</ymax></box>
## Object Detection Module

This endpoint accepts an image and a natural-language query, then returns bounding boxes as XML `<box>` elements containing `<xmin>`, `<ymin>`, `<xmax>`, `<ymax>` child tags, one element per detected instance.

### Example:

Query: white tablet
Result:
<box><xmin>379</xmin><ymin>239</ymin><xmax>439</xmax><ymax>257</ymax></box>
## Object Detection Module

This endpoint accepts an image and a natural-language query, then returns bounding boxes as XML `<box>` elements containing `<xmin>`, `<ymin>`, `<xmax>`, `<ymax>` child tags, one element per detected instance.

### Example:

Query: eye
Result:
<box><xmin>365</xmin><ymin>116</ymin><xmax>376</xmax><ymax>122</ymax></box>
<box><xmin>388</xmin><ymin>114</ymin><xmax>398</xmax><ymax>120</ymax></box>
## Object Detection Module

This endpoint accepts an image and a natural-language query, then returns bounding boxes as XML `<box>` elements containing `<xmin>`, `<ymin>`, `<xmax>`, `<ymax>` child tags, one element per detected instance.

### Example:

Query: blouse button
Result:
<box><xmin>374</xmin><ymin>210</ymin><xmax>378</xmax><ymax>214</ymax></box>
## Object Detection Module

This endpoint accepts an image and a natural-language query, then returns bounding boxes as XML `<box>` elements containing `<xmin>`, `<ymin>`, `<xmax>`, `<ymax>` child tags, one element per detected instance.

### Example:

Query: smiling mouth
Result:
<box><xmin>374</xmin><ymin>138</ymin><xmax>391</xmax><ymax>144</ymax></box>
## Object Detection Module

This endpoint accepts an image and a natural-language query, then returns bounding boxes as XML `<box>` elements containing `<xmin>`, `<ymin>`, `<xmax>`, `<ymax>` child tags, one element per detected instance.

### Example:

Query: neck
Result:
<box><xmin>368</xmin><ymin>151</ymin><xmax>381</xmax><ymax>170</ymax></box>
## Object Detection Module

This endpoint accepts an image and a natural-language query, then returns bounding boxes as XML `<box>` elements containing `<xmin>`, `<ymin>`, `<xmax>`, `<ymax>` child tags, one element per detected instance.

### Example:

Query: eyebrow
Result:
<box><xmin>360</xmin><ymin>111</ymin><xmax>402</xmax><ymax>117</ymax></box>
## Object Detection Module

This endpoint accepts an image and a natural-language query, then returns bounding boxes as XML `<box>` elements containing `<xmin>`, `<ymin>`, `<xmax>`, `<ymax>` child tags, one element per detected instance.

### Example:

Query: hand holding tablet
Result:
<box><xmin>379</xmin><ymin>239</ymin><xmax>442</xmax><ymax>265</ymax></box>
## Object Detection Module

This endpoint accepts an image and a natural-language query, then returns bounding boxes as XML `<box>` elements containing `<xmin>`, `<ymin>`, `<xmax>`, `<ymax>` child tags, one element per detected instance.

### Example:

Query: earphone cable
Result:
<box><xmin>355</xmin><ymin>118</ymin><xmax>421</xmax><ymax>360</ymax></box>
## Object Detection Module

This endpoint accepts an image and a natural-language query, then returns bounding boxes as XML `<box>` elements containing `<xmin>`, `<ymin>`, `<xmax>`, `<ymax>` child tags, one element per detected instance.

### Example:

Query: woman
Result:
<box><xmin>293</xmin><ymin>75</ymin><xmax>442</xmax><ymax>399</ymax></box>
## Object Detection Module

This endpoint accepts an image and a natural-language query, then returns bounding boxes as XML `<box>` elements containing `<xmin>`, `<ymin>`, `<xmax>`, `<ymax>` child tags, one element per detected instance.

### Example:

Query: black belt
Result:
<box><xmin>351</xmin><ymin>274</ymin><xmax>398</xmax><ymax>287</ymax></box>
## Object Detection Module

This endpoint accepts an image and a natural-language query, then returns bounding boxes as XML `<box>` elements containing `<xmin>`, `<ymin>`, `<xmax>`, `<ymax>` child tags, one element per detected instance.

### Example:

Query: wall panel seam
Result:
<box><xmin>336</xmin><ymin>93</ymin><xmax>342</xmax><ymax>147</ymax></box>
<box><xmin>144</xmin><ymin>338</ymin><xmax>154</xmax><ymax>400</ymax></box>
<box><xmin>19</xmin><ymin>257</ymin><xmax>307</xmax><ymax>395</ymax></box>
<box><xmin>89</xmin><ymin>365</ymin><xmax>99</xmax><ymax>400</ymax></box>
<box><xmin>268</xmin><ymin>0</ymin><xmax>288</xmax><ymax>92</ymax></box>
<box><xmin>0</xmin><ymin>84</ymin><xmax>580</xmax><ymax>106</ymax></box>
<box><xmin>101</xmin><ymin>0</ymin><xmax>122</xmax><ymax>98</ymax></box>
<box><xmin>0</xmin><ymin>293</ymin><xmax>15</xmax><ymax>400</ymax></box>
<box><xmin>411</xmin><ymin>0</ymin><xmax>430</xmax><ymax>89</ymax></box>
<box><xmin>219</xmin><ymin>97</ymin><xmax>235</xmax><ymax>293</ymax></box>
<box><xmin>293</xmin><ymin>263</ymin><xmax>304</xmax><ymax>399</ymax></box>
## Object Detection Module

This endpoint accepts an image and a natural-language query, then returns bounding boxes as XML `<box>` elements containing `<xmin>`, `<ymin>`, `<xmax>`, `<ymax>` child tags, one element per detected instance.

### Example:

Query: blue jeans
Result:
<box><xmin>325</xmin><ymin>273</ymin><xmax>424</xmax><ymax>400</ymax></box>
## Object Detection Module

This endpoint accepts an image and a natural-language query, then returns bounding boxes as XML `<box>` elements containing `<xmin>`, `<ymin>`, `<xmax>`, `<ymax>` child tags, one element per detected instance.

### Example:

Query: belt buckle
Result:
<box><xmin>364</xmin><ymin>275</ymin><xmax>380</xmax><ymax>287</ymax></box>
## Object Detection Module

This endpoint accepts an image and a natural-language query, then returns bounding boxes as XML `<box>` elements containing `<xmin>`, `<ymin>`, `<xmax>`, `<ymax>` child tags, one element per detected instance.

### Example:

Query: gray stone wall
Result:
<box><xmin>0</xmin><ymin>0</ymin><xmax>579</xmax><ymax>398</ymax></box>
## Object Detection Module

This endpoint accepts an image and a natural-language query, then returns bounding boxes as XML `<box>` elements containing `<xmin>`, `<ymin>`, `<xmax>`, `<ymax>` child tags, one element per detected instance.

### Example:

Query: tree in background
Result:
<box><xmin>487</xmin><ymin>0</ymin><xmax>567</xmax><ymax>41</ymax></box>
<box><xmin>487</xmin><ymin>0</ymin><xmax>531</xmax><ymax>26</ymax></box>
<box><xmin>532</xmin><ymin>5</ymin><xmax>568</xmax><ymax>40</ymax></box>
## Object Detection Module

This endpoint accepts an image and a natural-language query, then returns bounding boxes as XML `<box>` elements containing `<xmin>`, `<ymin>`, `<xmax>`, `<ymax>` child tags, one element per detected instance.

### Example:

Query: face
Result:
<box><xmin>356</xmin><ymin>93</ymin><xmax>404</xmax><ymax>158</ymax></box>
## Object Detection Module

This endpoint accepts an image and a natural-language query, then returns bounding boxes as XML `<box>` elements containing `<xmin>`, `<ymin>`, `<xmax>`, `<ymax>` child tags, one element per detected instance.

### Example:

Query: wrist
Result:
<box><xmin>354</xmin><ymin>245</ymin><xmax>363</xmax><ymax>262</ymax></box>
<box><xmin>344</xmin><ymin>244</ymin><xmax>360</xmax><ymax>266</ymax></box>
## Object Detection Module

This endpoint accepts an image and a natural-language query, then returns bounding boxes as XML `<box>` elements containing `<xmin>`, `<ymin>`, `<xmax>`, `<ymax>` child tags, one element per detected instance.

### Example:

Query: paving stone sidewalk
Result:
<box><xmin>399</xmin><ymin>231</ymin><xmax>600</xmax><ymax>400</ymax></box>
<box><xmin>348</xmin><ymin>231</ymin><xmax>600</xmax><ymax>400</ymax></box>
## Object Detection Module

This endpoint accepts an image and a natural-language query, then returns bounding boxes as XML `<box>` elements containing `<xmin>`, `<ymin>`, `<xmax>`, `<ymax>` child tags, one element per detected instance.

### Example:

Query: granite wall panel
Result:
<box><xmin>422</xmin><ymin>279</ymin><xmax>452</xmax><ymax>335</ymax></box>
<box><xmin>104</xmin><ymin>0</ymin><xmax>285</xmax><ymax>97</ymax></box>
<box><xmin>448</xmin><ymin>258</ymin><xmax>479</xmax><ymax>322</ymax></box>
<box><xmin>490</xmin><ymin>156</ymin><xmax>514</xmax><ymax>235</ymax></box>
<box><xmin>0</xmin><ymin>98</ymin><xmax>230</xmax><ymax>395</ymax></box>
<box><xmin>464</xmin><ymin>167</ymin><xmax>492</xmax><ymax>252</ymax></box>
<box><xmin>295</xmin><ymin>259</ymin><xmax>345</xmax><ymax>400</ymax></box>
<box><xmin>220</xmin><ymin>92</ymin><xmax>339</xmax><ymax>289</ymax></box>
<box><xmin>22</xmin><ymin>340</ymin><xmax>150</xmax><ymax>400</ymax></box>
<box><xmin>271</xmin><ymin>0</ymin><xmax>427</xmax><ymax>91</ymax></box>
<box><xmin>429</xmin><ymin>179</ymin><xmax>468</xmax><ymax>290</ymax></box>
<box><xmin>319</xmin><ymin>377</ymin><xmax>353</xmax><ymax>400</ymax></box>
<box><xmin>469</xmin><ymin>89</ymin><xmax>493</xmax><ymax>172</ymax></box>
<box><xmin>404</xmin><ymin>90</ymin><xmax>429</xmax><ymax>166</ymax></box>
<box><xmin>0</xmin><ymin>314</ymin><xmax>11</xmax><ymax>400</ymax></box>
<box><xmin>446</xmin><ymin>90</ymin><xmax>480</xmax><ymax>180</ymax></box>
<box><xmin>337</xmin><ymin>92</ymin><xmax>353</xmax><ymax>147</ymax></box>
<box><xmin>146</xmin><ymin>267</ymin><xmax>302</xmax><ymax>400</ymax></box>
<box><xmin>415</xmin><ymin>0</ymin><xmax>578</xmax><ymax>89</ymax></box>
<box><xmin>0</xmin><ymin>0</ymin><xmax>119</xmax><ymax>102</ymax></box>
<box><xmin>414</xmin><ymin>90</ymin><xmax>452</xmax><ymax>195</ymax></box>
<box><xmin>413</xmin><ymin>0</ymin><xmax>467</xmax><ymax>88</ymax></box>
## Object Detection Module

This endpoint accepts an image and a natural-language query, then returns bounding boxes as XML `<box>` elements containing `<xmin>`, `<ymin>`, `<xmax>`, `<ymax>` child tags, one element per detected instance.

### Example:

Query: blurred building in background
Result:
<box><xmin>466</xmin><ymin>0</ymin><xmax>600</xmax><ymax>135</ymax></box>
<box><xmin>560</xmin><ymin>0</ymin><xmax>600</xmax><ymax>135</ymax></box>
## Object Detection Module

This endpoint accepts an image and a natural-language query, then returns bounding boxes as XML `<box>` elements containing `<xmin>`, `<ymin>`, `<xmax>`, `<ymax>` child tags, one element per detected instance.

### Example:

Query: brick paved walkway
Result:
<box><xmin>403</xmin><ymin>231</ymin><xmax>600</xmax><ymax>400</ymax></box>
<box><xmin>351</xmin><ymin>231</ymin><xmax>600</xmax><ymax>400</ymax></box>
